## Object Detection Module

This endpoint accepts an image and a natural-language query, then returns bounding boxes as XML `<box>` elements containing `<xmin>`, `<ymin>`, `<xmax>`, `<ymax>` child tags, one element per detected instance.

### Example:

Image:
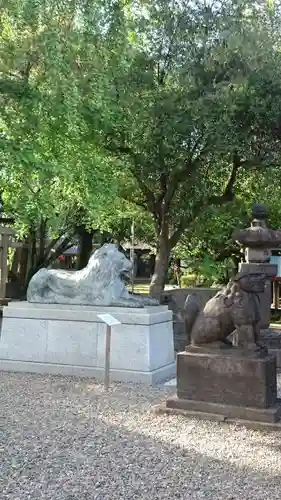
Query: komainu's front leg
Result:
<box><xmin>110</xmin><ymin>294</ymin><xmax>159</xmax><ymax>308</ymax></box>
<box><xmin>128</xmin><ymin>293</ymin><xmax>159</xmax><ymax>306</ymax></box>
<box><xmin>233</xmin><ymin>324</ymin><xmax>257</xmax><ymax>351</ymax></box>
<box><xmin>253</xmin><ymin>321</ymin><xmax>267</xmax><ymax>350</ymax></box>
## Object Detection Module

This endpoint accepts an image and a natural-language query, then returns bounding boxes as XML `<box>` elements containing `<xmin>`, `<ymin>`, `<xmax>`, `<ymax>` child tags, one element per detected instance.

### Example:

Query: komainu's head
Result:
<box><xmin>235</xmin><ymin>272</ymin><xmax>267</xmax><ymax>294</ymax></box>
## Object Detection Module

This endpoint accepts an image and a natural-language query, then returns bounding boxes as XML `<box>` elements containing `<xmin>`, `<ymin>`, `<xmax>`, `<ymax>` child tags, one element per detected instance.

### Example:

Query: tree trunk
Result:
<box><xmin>30</xmin><ymin>228</ymin><xmax>37</xmax><ymax>271</ymax></box>
<box><xmin>76</xmin><ymin>225</ymin><xmax>94</xmax><ymax>270</ymax></box>
<box><xmin>38</xmin><ymin>218</ymin><xmax>47</xmax><ymax>265</ymax></box>
<box><xmin>149</xmin><ymin>232</ymin><xmax>170</xmax><ymax>298</ymax></box>
<box><xmin>18</xmin><ymin>245</ymin><xmax>29</xmax><ymax>284</ymax></box>
<box><xmin>25</xmin><ymin>235</ymin><xmax>72</xmax><ymax>289</ymax></box>
<box><xmin>11</xmin><ymin>247</ymin><xmax>21</xmax><ymax>276</ymax></box>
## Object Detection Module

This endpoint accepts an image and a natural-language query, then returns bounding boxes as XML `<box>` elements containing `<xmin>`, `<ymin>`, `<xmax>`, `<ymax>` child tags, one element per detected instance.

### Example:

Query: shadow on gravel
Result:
<box><xmin>2</xmin><ymin>408</ymin><xmax>281</xmax><ymax>500</ymax></box>
<box><xmin>2</xmin><ymin>372</ymin><xmax>281</xmax><ymax>500</ymax></box>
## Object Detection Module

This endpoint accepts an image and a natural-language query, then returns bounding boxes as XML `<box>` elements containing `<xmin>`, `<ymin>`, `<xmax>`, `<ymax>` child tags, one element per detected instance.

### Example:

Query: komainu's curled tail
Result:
<box><xmin>182</xmin><ymin>294</ymin><xmax>200</xmax><ymax>346</ymax></box>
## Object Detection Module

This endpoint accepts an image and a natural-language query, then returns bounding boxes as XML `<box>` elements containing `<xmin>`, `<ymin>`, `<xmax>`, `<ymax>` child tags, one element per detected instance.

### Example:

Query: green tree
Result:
<box><xmin>176</xmin><ymin>164</ymin><xmax>281</xmax><ymax>284</ymax></box>
<box><xmin>2</xmin><ymin>0</ymin><xmax>281</xmax><ymax>297</ymax></box>
<box><xmin>0</xmin><ymin>0</ymin><xmax>119</xmax><ymax>280</ymax></box>
<box><xmin>78</xmin><ymin>0</ymin><xmax>281</xmax><ymax>295</ymax></box>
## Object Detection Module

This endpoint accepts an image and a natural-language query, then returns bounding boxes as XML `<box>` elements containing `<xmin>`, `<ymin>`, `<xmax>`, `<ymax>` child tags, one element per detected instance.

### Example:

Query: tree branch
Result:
<box><xmin>169</xmin><ymin>154</ymin><xmax>241</xmax><ymax>248</ymax></box>
<box><xmin>104</xmin><ymin>142</ymin><xmax>158</xmax><ymax>215</ymax></box>
<box><xmin>157</xmin><ymin>16</ymin><xmax>180</xmax><ymax>86</ymax></box>
<box><xmin>130</xmin><ymin>167</ymin><xmax>157</xmax><ymax>215</ymax></box>
<box><xmin>43</xmin><ymin>234</ymin><xmax>66</xmax><ymax>260</ymax></box>
<box><xmin>207</xmin><ymin>152</ymin><xmax>241</xmax><ymax>206</ymax></box>
<box><xmin>20</xmin><ymin>59</ymin><xmax>32</xmax><ymax>83</ymax></box>
<box><xmin>37</xmin><ymin>237</ymin><xmax>73</xmax><ymax>270</ymax></box>
<box><xmin>162</xmin><ymin>159</ymin><xmax>195</xmax><ymax>210</ymax></box>
<box><xmin>159</xmin><ymin>133</ymin><xmax>208</xmax><ymax>211</ymax></box>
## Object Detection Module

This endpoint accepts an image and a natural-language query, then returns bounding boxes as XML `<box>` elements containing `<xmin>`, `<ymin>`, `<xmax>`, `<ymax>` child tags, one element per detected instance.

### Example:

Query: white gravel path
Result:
<box><xmin>1</xmin><ymin>372</ymin><xmax>281</xmax><ymax>500</ymax></box>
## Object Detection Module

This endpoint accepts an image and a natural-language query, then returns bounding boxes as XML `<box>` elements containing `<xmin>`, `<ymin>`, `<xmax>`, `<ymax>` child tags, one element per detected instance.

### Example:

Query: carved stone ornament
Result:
<box><xmin>27</xmin><ymin>243</ymin><xmax>159</xmax><ymax>308</ymax></box>
<box><xmin>183</xmin><ymin>272</ymin><xmax>268</xmax><ymax>355</ymax></box>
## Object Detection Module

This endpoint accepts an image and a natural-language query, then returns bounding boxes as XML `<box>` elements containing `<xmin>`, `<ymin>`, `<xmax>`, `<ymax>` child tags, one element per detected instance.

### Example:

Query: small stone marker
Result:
<box><xmin>97</xmin><ymin>313</ymin><xmax>121</xmax><ymax>390</ymax></box>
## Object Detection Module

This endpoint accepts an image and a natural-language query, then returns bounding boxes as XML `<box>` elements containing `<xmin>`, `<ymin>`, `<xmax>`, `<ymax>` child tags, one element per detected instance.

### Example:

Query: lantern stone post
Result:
<box><xmin>233</xmin><ymin>204</ymin><xmax>281</xmax><ymax>330</ymax></box>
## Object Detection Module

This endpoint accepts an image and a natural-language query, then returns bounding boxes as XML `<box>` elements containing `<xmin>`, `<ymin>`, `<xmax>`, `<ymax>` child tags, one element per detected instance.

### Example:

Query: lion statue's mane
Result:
<box><xmin>27</xmin><ymin>243</ymin><xmax>158</xmax><ymax>308</ymax></box>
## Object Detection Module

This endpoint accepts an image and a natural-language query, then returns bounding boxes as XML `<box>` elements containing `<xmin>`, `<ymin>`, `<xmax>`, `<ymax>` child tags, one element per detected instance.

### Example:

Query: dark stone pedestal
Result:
<box><xmin>162</xmin><ymin>348</ymin><xmax>281</xmax><ymax>429</ymax></box>
<box><xmin>166</xmin><ymin>397</ymin><xmax>281</xmax><ymax>424</ymax></box>
<box><xmin>177</xmin><ymin>349</ymin><xmax>276</xmax><ymax>408</ymax></box>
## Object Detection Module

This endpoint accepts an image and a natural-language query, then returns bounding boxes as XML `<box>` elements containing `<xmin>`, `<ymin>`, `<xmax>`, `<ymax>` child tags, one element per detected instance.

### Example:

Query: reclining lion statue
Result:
<box><xmin>27</xmin><ymin>243</ymin><xmax>158</xmax><ymax>308</ymax></box>
<box><xmin>182</xmin><ymin>272</ymin><xmax>267</xmax><ymax>353</ymax></box>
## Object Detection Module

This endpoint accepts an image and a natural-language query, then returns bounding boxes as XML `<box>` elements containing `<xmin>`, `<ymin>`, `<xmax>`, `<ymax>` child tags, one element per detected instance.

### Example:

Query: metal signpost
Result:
<box><xmin>97</xmin><ymin>313</ymin><xmax>121</xmax><ymax>390</ymax></box>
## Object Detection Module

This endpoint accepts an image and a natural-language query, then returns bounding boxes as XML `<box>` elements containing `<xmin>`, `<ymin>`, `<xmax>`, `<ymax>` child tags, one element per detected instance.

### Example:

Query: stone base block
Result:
<box><xmin>155</xmin><ymin>399</ymin><xmax>281</xmax><ymax>430</ymax></box>
<box><xmin>165</xmin><ymin>397</ymin><xmax>281</xmax><ymax>423</ymax></box>
<box><xmin>157</xmin><ymin>347</ymin><xmax>281</xmax><ymax>429</ymax></box>
<box><xmin>0</xmin><ymin>302</ymin><xmax>176</xmax><ymax>384</ymax></box>
<box><xmin>177</xmin><ymin>349</ymin><xmax>277</xmax><ymax>408</ymax></box>
<box><xmin>0</xmin><ymin>359</ymin><xmax>176</xmax><ymax>384</ymax></box>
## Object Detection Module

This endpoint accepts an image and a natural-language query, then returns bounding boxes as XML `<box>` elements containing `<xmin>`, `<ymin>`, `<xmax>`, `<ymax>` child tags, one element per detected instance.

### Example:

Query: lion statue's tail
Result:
<box><xmin>182</xmin><ymin>294</ymin><xmax>200</xmax><ymax>346</ymax></box>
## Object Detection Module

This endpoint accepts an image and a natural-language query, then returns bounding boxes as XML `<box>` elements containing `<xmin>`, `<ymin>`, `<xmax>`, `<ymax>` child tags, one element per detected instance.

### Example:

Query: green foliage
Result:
<box><xmin>180</xmin><ymin>274</ymin><xmax>197</xmax><ymax>289</ymax></box>
<box><xmin>2</xmin><ymin>0</ymin><xmax>281</xmax><ymax>293</ymax></box>
<box><xmin>0</xmin><ymin>0</ymin><xmax>119</xmax><ymax>242</ymax></box>
<box><xmin>75</xmin><ymin>0</ymin><xmax>281</xmax><ymax>293</ymax></box>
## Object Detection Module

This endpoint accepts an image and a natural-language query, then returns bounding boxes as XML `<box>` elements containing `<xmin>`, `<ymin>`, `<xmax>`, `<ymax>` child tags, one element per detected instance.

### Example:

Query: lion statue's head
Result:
<box><xmin>86</xmin><ymin>243</ymin><xmax>132</xmax><ymax>283</ymax></box>
<box><xmin>87</xmin><ymin>243</ymin><xmax>133</xmax><ymax>275</ymax></box>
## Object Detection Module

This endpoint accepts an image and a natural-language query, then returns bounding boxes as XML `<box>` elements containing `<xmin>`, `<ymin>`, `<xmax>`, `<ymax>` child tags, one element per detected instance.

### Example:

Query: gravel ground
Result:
<box><xmin>1</xmin><ymin>372</ymin><xmax>281</xmax><ymax>500</ymax></box>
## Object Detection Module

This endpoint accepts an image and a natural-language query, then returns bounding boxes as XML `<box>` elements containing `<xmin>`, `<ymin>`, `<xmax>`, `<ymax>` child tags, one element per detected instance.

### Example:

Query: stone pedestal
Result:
<box><xmin>0</xmin><ymin>302</ymin><xmax>176</xmax><ymax>384</ymax></box>
<box><xmin>177</xmin><ymin>349</ymin><xmax>276</xmax><ymax>407</ymax></box>
<box><xmin>163</xmin><ymin>348</ymin><xmax>281</xmax><ymax>427</ymax></box>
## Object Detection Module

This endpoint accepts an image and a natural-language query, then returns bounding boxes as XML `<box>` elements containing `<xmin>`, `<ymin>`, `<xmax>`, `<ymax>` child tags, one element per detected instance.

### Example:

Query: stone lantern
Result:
<box><xmin>233</xmin><ymin>204</ymin><xmax>281</xmax><ymax>329</ymax></box>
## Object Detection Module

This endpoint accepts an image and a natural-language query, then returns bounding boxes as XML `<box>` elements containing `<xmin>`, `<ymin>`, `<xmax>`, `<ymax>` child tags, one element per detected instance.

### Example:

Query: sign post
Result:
<box><xmin>97</xmin><ymin>313</ymin><xmax>121</xmax><ymax>390</ymax></box>
<box><xmin>104</xmin><ymin>323</ymin><xmax>111</xmax><ymax>390</ymax></box>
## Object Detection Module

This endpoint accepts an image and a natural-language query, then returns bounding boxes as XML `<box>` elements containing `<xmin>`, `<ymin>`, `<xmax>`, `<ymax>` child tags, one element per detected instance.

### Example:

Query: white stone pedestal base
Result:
<box><xmin>0</xmin><ymin>302</ymin><xmax>175</xmax><ymax>384</ymax></box>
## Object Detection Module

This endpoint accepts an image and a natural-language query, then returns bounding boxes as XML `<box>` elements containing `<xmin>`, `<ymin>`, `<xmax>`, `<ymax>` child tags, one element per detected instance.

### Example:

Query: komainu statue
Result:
<box><xmin>27</xmin><ymin>243</ymin><xmax>158</xmax><ymax>308</ymax></box>
<box><xmin>182</xmin><ymin>273</ymin><xmax>267</xmax><ymax>353</ymax></box>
